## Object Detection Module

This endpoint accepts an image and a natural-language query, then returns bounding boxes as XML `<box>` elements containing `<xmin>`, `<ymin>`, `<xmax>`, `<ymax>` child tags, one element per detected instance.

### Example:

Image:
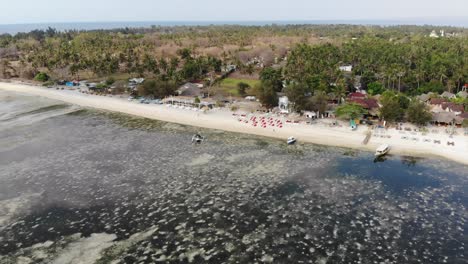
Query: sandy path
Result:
<box><xmin>1</xmin><ymin>81</ymin><xmax>467</xmax><ymax>165</ymax></box>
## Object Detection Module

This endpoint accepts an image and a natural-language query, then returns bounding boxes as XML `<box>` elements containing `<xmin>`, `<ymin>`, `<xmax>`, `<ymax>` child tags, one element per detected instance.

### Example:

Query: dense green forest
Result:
<box><xmin>0</xmin><ymin>24</ymin><xmax>467</xmax><ymax>97</ymax></box>
<box><xmin>285</xmin><ymin>36</ymin><xmax>467</xmax><ymax>95</ymax></box>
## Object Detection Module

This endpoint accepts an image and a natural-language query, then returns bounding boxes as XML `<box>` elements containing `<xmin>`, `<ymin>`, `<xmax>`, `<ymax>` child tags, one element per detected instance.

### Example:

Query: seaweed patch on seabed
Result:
<box><xmin>0</xmin><ymin>103</ymin><xmax>467</xmax><ymax>263</ymax></box>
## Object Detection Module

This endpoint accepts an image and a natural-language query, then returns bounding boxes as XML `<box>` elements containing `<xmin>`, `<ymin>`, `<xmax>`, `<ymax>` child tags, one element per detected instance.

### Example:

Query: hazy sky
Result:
<box><xmin>1</xmin><ymin>0</ymin><xmax>467</xmax><ymax>24</ymax></box>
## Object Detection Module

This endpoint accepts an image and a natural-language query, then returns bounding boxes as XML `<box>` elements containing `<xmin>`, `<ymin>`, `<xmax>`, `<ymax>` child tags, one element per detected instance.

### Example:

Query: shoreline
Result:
<box><xmin>1</xmin><ymin>81</ymin><xmax>467</xmax><ymax>165</ymax></box>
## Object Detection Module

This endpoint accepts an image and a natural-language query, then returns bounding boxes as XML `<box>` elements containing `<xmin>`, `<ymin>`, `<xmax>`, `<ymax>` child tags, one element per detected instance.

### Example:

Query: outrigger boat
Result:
<box><xmin>287</xmin><ymin>136</ymin><xmax>297</xmax><ymax>145</ymax></box>
<box><xmin>350</xmin><ymin>119</ymin><xmax>357</xmax><ymax>131</ymax></box>
<box><xmin>375</xmin><ymin>144</ymin><xmax>390</xmax><ymax>157</ymax></box>
<box><xmin>192</xmin><ymin>133</ymin><xmax>205</xmax><ymax>144</ymax></box>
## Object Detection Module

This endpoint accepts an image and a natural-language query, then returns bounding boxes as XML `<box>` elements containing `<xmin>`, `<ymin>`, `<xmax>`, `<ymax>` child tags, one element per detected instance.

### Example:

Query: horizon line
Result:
<box><xmin>1</xmin><ymin>17</ymin><xmax>468</xmax><ymax>25</ymax></box>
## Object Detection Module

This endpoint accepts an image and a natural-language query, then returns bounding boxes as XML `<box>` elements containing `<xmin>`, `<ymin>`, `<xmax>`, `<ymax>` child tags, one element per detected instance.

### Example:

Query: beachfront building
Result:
<box><xmin>416</xmin><ymin>92</ymin><xmax>434</xmax><ymax>103</ymax></box>
<box><xmin>339</xmin><ymin>65</ymin><xmax>353</xmax><ymax>72</ymax></box>
<box><xmin>430</xmin><ymin>99</ymin><xmax>464</xmax><ymax>116</ymax></box>
<box><xmin>416</xmin><ymin>94</ymin><xmax>430</xmax><ymax>103</ymax></box>
<box><xmin>441</xmin><ymin>91</ymin><xmax>456</xmax><ymax>99</ymax></box>
<box><xmin>128</xmin><ymin>78</ymin><xmax>145</xmax><ymax>91</ymax></box>
<box><xmin>176</xmin><ymin>82</ymin><xmax>211</xmax><ymax>99</ymax></box>
<box><xmin>324</xmin><ymin>110</ymin><xmax>336</xmax><ymax>118</ymax></box>
<box><xmin>429</xmin><ymin>98</ymin><xmax>448</xmax><ymax>108</ymax></box>
<box><xmin>304</xmin><ymin>111</ymin><xmax>317</xmax><ymax>119</ymax></box>
<box><xmin>348</xmin><ymin>92</ymin><xmax>366</xmax><ymax>99</ymax></box>
<box><xmin>278</xmin><ymin>96</ymin><xmax>290</xmax><ymax>114</ymax></box>
<box><xmin>432</xmin><ymin>112</ymin><xmax>464</xmax><ymax>126</ymax></box>
<box><xmin>346</xmin><ymin>93</ymin><xmax>380</xmax><ymax>117</ymax></box>
<box><xmin>458</xmin><ymin>112</ymin><xmax>468</xmax><ymax>121</ymax></box>
<box><xmin>429</xmin><ymin>30</ymin><xmax>439</xmax><ymax>38</ymax></box>
<box><xmin>129</xmin><ymin>78</ymin><xmax>145</xmax><ymax>85</ymax></box>
<box><xmin>177</xmin><ymin>83</ymin><xmax>202</xmax><ymax>97</ymax></box>
<box><xmin>441</xmin><ymin>102</ymin><xmax>464</xmax><ymax>115</ymax></box>
<box><xmin>222</xmin><ymin>64</ymin><xmax>237</xmax><ymax>74</ymax></box>
<box><xmin>163</xmin><ymin>96</ymin><xmax>216</xmax><ymax>110</ymax></box>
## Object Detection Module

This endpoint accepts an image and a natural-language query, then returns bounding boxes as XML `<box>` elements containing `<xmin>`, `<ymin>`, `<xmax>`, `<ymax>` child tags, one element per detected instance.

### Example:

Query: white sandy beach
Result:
<box><xmin>1</xmin><ymin>81</ymin><xmax>467</xmax><ymax>165</ymax></box>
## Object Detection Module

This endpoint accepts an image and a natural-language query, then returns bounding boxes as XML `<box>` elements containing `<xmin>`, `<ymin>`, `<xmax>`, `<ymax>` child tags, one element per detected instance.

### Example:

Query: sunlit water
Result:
<box><xmin>0</xmin><ymin>90</ymin><xmax>466</xmax><ymax>264</ymax></box>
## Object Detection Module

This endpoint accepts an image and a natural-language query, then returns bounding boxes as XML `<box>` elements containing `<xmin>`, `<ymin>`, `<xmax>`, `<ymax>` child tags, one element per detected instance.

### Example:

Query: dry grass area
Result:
<box><xmin>1</xmin><ymin>31</ymin><xmax>333</xmax><ymax>82</ymax></box>
<box><xmin>214</xmin><ymin>77</ymin><xmax>260</xmax><ymax>97</ymax></box>
<box><xmin>228</xmin><ymin>71</ymin><xmax>260</xmax><ymax>80</ymax></box>
<box><xmin>144</xmin><ymin>35</ymin><xmax>329</xmax><ymax>64</ymax></box>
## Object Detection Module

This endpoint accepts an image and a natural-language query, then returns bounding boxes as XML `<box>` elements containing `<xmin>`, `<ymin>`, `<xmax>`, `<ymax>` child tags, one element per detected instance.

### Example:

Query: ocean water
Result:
<box><xmin>0</xmin><ymin>90</ymin><xmax>467</xmax><ymax>263</ymax></box>
<box><xmin>1</xmin><ymin>19</ymin><xmax>467</xmax><ymax>35</ymax></box>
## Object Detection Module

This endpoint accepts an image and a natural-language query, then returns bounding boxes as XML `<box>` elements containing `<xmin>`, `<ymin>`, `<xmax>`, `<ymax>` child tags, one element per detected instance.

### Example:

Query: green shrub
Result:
<box><xmin>96</xmin><ymin>83</ymin><xmax>107</xmax><ymax>89</ymax></box>
<box><xmin>34</xmin><ymin>72</ymin><xmax>49</xmax><ymax>82</ymax></box>
<box><xmin>105</xmin><ymin>77</ymin><xmax>115</xmax><ymax>86</ymax></box>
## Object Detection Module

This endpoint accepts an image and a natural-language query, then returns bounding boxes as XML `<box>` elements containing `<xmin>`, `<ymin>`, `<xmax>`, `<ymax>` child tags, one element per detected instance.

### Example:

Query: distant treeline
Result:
<box><xmin>2</xmin><ymin>24</ymin><xmax>467</xmax><ymax>41</ymax></box>
<box><xmin>0</xmin><ymin>24</ymin><xmax>466</xmax><ymax>96</ymax></box>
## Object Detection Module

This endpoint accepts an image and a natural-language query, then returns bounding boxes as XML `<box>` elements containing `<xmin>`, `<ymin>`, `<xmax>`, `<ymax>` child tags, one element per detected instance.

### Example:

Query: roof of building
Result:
<box><xmin>348</xmin><ymin>92</ymin><xmax>366</xmax><ymax>99</ymax></box>
<box><xmin>441</xmin><ymin>91</ymin><xmax>456</xmax><ymax>98</ymax></box>
<box><xmin>348</xmin><ymin>98</ymin><xmax>379</xmax><ymax>109</ymax></box>
<box><xmin>458</xmin><ymin>112</ymin><xmax>468</xmax><ymax>119</ymax></box>
<box><xmin>432</xmin><ymin>112</ymin><xmax>464</xmax><ymax>124</ymax></box>
<box><xmin>129</xmin><ymin>78</ymin><xmax>145</xmax><ymax>84</ymax></box>
<box><xmin>429</xmin><ymin>98</ymin><xmax>448</xmax><ymax>105</ymax></box>
<box><xmin>177</xmin><ymin>83</ymin><xmax>202</xmax><ymax>97</ymax></box>
<box><xmin>162</xmin><ymin>96</ymin><xmax>216</xmax><ymax>104</ymax></box>
<box><xmin>417</xmin><ymin>94</ymin><xmax>431</xmax><ymax>102</ymax></box>
<box><xmin>457</xmin><ymin>91</ymin><xmax>468</xmax><ymax>99</ymax></box>
<box><xmin>442</xmin><ymin>102</ymin><xmax>464</xmax><ymax>113</ymax></box>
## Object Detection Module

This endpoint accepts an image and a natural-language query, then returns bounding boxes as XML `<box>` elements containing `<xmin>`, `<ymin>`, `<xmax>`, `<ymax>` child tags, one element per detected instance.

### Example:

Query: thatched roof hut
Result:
<box><xmin>432</xmin><ymin>112</ymin><xmax>464</xmax><ymax>125</ymax></box>
<box><xmin>416</xmin><ymin>93</ymin><xmax>431</xmax><ymax>102</ymax></box>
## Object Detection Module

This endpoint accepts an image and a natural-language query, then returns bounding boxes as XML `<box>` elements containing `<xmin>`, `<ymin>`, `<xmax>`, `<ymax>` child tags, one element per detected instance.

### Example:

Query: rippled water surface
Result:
<box><xmin>0</xmin><ymin>90</ymin><xmax>467</xmax><ymax>264</ymax></box>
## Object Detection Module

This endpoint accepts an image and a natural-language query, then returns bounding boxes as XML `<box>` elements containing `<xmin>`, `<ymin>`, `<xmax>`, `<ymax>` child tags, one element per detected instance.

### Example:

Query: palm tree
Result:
<box><xmin>333</xmin><ymin>79</ymin><xmax>347</xmax><ymax>105</ymax></box>
<box><xmin>453</xmin><ymin>68</ymin><xmax>464</xmax><ymax>93</ymax></box>
<box><xmin>397</xmin><ymin>71</ymin><xmax>405</xmax><ymax>92</ymax></box>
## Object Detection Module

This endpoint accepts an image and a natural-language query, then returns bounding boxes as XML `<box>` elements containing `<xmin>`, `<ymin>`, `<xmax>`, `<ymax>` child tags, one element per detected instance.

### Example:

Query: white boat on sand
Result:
<box><xmin>287</xmin><ymin>137</ymin><xmax>297</xmax><ymax>145</ymax></box>
<box><xmin>375</xmin><ymin>144</ymin><xmax>390</xmax><ymax>157</ymax></box>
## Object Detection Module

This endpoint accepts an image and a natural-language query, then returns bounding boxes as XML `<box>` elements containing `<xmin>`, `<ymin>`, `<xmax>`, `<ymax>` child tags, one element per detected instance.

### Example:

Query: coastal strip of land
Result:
<box><xmin>1</xmin><ymin>81</ymin><xmax>467</xmax><ymax>165</ymax></box>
